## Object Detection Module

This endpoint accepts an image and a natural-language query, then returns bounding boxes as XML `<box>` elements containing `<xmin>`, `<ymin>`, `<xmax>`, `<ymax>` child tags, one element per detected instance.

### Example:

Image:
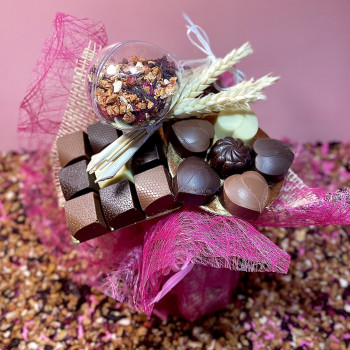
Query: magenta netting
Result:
<box><xmin>18</xmin><ymin>13</ymin><xmax>350</xmax><ymax>321</ymax></box>
<box><xmin>18</xmin><ymin>13</ymin><xmax>108</xmax><ymax>151</ymax></box>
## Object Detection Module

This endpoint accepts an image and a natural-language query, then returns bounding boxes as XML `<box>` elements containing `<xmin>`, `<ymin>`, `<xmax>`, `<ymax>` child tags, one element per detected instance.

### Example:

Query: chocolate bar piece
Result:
<box><xmin>64</xmin><ymin>192</ymin><xmax>109</xmax><ymax>242</ymax></box>
<box><xmin>58</xmin><ymin>159</ymin><xmax>99</xmax><ymax>201</ymax></box>
<box><xmin>129</xmin><ymin>134</ymin><xmax>166</xmax><ymax>175</ymax></box>
<box><xmin>56</xmin><ymin>131</ymin><xmax>90</xmax><ymax>168</ymax></box>
<box><xmin>87</xmin><ymin>122</ymin><xmax>120</xmax><ymax>154</ymax></box>
<box><xmin>100</xmin><ymin>180</ymin><xmax>145</xmax><ymax>230</ymax></box>
<box><xmin>134</xmin><ymin>165</ymin><xmax>177</xmax><ymax>216</ymax></box>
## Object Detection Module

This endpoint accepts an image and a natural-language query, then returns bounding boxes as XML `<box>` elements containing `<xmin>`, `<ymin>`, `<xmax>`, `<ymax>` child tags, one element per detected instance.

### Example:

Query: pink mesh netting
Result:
<box><xmin>18</xmin><ymin>13</ymin><xmax>107</xmax><ymax>151</ymax></box>
<box><xmin>18</xmin><ymin>13</ymin><xmax>350</xmax><ymax>321</ymax></box>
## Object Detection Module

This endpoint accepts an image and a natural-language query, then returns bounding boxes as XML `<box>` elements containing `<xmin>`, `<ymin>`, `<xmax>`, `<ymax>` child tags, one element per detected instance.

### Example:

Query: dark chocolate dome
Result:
<box><xmin>208</xmin><ymin>137</ymin><xmax>252</xmax><ymax>178</ymax></box>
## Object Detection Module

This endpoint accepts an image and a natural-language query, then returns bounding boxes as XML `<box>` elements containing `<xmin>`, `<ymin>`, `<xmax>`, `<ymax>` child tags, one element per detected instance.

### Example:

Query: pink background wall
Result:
<box><xmin>1</xmin><ymin>0</ymin><xmax>350</xmax><ymax>151</ymax></box>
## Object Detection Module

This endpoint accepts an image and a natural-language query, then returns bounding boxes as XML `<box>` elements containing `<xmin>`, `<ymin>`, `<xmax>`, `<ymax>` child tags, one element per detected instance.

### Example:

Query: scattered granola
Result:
<box><xmin>89</xmin><ymin>56</ymin><xmax>178</xmax><ymax>129</ymax></box>
<box><xmin>3</xmin><ymin>142</ymin><xmax>350</xmax><ymax>349</ymax></box>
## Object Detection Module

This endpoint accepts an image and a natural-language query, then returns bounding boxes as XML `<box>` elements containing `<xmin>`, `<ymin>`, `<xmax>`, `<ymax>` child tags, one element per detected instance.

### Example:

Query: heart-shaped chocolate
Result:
<box><xmin>173</xmin><ymin>156</ymin><xmax>220</xmax><ymax>206</ymax></box>
<box><xmin>223</xmin><ymin>171</ymin><xmax>270</xmax><ymax>220</ymax></box>
<box><xmin>253</xmin><ymin>138</ymin><xmax>294</xmax><ymax>182</ymax></box>
<box><xmin>171</xmin><ymin>119</ymin><xmax>215</xmax><ymax>158</ymax></box>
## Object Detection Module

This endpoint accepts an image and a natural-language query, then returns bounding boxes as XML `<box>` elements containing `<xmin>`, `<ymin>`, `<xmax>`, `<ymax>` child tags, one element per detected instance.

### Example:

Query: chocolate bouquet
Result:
<box><xmin>19</xmin><ymin>13</ymin><xmax>350</xmax><ymax>321</ymax></box>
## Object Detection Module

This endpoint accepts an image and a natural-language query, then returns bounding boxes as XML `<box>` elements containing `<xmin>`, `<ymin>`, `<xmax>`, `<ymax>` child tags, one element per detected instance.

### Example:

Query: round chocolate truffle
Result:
<box><xmin>208</xmin><ymin>137</ymin><xmax>252</xmax><ymax>178</ymax></box>
<box><xmin>223</xmin><ymin>171</ymin><xmax>269</xmax><ymax>220</ymax></box>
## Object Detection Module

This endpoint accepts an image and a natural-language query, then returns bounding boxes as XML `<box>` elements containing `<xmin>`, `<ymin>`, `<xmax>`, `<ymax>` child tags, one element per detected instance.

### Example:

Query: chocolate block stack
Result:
<box><xmin>57</xmin><ymin>122</ymin><xmax>179</xmax><ymax>243</ymax></box>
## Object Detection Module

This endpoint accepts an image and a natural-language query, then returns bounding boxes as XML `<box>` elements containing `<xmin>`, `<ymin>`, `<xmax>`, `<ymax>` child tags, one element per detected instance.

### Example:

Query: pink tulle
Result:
<box><xmin>18</xmin><ymin>13</ymin><xmax>350</xmax><ymax>320</ymax></box>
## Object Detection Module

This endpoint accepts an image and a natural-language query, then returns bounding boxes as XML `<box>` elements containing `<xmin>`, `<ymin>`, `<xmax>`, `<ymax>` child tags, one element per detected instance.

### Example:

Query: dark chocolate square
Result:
<box><xmin>100</xmin><ymin>180</ymin><xmax>145</xmax><ymax>230</ymax></box>
<box><xmin>56</xmin><ymin>131</ymin><xmax>90</xmax><ymax>168</ymax></box>
<box><xmin>129</xmin><ymin>133</ymin><xmax>166</xmax><ymax>175</ymax></box>
<box><xmin>65</xmin><ymin>192</ymin><xmax>109</xmax><ymax>242</ymax></box>
<box><xmin>87</xmin><ymin>122</ymin><xmax>120</xmax><ymax>154</ymax></box>
<box><xmin>58</xmin><ymin>159</ymin><xmax>99</xmax><ymax>201</ymax></box>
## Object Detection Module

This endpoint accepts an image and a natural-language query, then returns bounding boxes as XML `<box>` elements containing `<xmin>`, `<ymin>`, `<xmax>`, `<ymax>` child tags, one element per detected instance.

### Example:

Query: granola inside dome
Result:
<box><xmin>87</xmin><ymin>45</ymin><xmax>179</xmax><ymax>130</ymax></box>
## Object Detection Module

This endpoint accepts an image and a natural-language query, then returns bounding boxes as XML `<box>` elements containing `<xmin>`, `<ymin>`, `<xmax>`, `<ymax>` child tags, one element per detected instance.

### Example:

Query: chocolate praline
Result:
<box><xmin>223</xmin><ymin>171</ymin><xmax>270</xmax><ymax>220</ymax></box>
<box><xmin>253</xmin><ymin>138</ymin><xmax>294</xmax><ymax>182</ymax></box>
<box><xmin>173</xmin><ymin>156</ymin><xmax>220</xmax><ymax>206</ymax></box>
<box><xmin>170</xmin><ymin>119</ymin><xmax>215</xmax><ymax>158</ymax></box>
<box><xmin>208</xmin><ymin>137</ymin><xmax>252</xmax><ymax>178</ymax></box>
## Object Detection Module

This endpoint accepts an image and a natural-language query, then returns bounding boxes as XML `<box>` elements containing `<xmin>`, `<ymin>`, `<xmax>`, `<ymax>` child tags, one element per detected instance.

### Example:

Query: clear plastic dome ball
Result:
<box><xmin>86</xmin><ymin>40</ymin><xmax>181</xmax><ymax>131</ymax></box>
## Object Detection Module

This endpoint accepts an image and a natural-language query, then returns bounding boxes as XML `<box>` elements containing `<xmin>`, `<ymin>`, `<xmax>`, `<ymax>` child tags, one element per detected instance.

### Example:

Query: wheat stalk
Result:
<box><xmin>172</xmin><ymin>75</ymin><xmax>279</xmax><ymax>117</ymax></box>
<box><xmin>174</xmin><ymin>42</ymin><xmax>253</xmax><ymax>106</ymax></box>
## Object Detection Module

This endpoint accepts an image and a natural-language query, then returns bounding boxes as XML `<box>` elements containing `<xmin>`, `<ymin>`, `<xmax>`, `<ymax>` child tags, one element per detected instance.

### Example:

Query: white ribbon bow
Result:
<box><xmin>183</xmin><ymin>13</ymin><xmax>246</xmax><ymax>88</ymax></box>
<box><xmin>184</xmin><ymin>13</ymin><xmax>216</xmax><ymax>61</ymax></box>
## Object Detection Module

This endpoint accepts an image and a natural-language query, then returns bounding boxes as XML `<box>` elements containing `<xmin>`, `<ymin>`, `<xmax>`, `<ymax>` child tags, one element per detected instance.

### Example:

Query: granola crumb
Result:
<box><xmin>123</xmin><ymin>113</ymin><xmax>136</xmax><ymax>124</ymax></box>
<box><xmin>2</xmin><ymin>142</ymin><xmax>350</xmax><ymax>349</ymax></box>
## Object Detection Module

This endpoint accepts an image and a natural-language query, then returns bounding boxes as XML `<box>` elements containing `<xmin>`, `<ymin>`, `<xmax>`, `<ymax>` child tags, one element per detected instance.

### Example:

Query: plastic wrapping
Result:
<box><xmin>86</xmin><ymin>41</ymin><xmax>181</xmax><ymax>130</ymax></box>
